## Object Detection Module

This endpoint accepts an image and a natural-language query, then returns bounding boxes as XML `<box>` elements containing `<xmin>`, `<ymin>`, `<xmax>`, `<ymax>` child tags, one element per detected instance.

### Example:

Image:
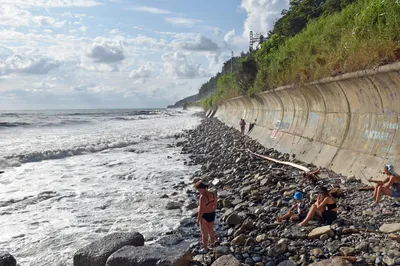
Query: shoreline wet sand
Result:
<box><xmin>182</xmin><ymin>115</ymin><xmax>400</xmax><ymax>266</ymax></box>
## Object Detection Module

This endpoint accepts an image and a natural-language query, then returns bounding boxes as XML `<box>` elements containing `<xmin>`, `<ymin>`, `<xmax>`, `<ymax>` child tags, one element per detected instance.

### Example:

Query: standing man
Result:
<box><xmin>239</xmin><ymin>118</ymin><xmax>246</xmax><ymax>134</ymax></box>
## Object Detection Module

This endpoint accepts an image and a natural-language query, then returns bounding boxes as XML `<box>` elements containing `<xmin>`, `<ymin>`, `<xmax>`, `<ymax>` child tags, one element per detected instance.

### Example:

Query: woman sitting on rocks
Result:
<box><xmin>299</xmin><ymin>187</ymin><xmax>338</xmax><ymax>226</ymax></box>
<box><xmin>194</xmin><ymin>181</ymin><xmax>217</xmax><ymax>253</ymax></box>
<box><xmin>371</xmin><ymin>164</ymin><xmax>400</xmax><ymax>203</ymax></box>
<box><xmin>277</xmin><ymin>191</ymin><xmax>308</xmax><ymax>222</ymax></box>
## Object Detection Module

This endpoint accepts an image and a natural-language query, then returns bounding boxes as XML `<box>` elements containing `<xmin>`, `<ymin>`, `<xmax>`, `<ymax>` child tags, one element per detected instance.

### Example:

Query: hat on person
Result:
<box><xmin>385</xmin><ymin>164</ymin><xmax>394</xmax><ymax>174</ymax></box>
<box><xmin>293</xmin><ymin>191</ymin><xmax>303</xmax><ymax>200</ymax></box>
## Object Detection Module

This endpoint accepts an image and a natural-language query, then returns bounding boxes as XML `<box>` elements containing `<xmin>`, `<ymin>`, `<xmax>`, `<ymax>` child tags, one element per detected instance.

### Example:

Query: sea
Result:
<box><xmin>0</xmin><ymin>108</ymin><xmax>202</xmax><ymax>266</ymax></box>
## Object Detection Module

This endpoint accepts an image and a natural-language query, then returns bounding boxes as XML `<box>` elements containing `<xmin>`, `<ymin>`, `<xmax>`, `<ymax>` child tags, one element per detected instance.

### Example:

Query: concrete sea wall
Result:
<box><xmin>214</xmin><ymin>62</ymin><xmax>400</xmax><ymax>182</ymax></box>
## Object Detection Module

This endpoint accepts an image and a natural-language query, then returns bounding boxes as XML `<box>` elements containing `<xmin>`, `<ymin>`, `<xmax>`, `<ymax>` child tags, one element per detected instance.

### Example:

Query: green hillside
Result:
<box><xmin>202</xmin><ymin>0</ymin><xmax>400</xmax><ymax>108</ymax></box>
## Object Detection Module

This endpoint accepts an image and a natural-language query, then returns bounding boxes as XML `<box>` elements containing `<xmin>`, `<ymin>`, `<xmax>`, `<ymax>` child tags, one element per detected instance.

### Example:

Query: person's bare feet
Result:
<box><xmin>298</xmin><ymin>221</ymin><xmax>308</xmax><ymax>226</ymax></box>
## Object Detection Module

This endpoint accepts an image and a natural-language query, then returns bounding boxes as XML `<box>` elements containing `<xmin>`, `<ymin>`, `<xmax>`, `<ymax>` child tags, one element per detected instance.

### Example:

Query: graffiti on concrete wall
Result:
<box><xmin>274</xmin><ymin>120</ymin><xmax>290</xmax><ymax>130</ymax></box>
<box><xmin>383</xmin><ymin>122</ymin><xmax>399</xmax><ymax>130</ymax></box>
<box><xmin>363</xmin><ymin>130</ymin><xmax>390</xmax><ymax>141</ymax></box>
<box><xmin>271</xmin><ymin>120</ymin><xmax>291</xmax><ymax>139</ymax></box>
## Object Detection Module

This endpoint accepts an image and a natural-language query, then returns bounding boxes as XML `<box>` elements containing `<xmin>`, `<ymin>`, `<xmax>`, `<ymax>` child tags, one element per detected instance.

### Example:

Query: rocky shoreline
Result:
<box><xmin>3</xmin><ymin>113</ymin><xmax>400</xmax><ymax>266</ymax></box>
<box><xmin>181</xmin><ymin>116</ymin><xmax>400</xmax><ymax>266</ymax></box>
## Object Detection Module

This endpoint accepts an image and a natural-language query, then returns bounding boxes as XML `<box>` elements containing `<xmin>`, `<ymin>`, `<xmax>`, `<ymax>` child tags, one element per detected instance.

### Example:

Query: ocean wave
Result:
<box><xmin>0</xmin><ymin>122</ymin><xmax>30</xmax><ymax>128</ymax></box>
<box><xmin>0</xmin><ymin>120</ymin><xmax>91</xmax><ymax>129</ymax></box>
<box><xmin>0</xmin><ymin>140</ymin><xmax>140</xmax><ymax>167</ymax></box>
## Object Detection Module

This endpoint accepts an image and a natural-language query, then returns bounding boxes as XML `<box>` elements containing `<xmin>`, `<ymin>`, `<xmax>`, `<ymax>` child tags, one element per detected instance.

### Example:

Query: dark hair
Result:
<box><xmin>194</xmin><ymin>181</ymin><xmax>208</xmax><ymax>189</ymax></box>
<box><xmin>318</xmin><ymin>186</ymin><xmax>328</xmax><ymax>195</ymax></box>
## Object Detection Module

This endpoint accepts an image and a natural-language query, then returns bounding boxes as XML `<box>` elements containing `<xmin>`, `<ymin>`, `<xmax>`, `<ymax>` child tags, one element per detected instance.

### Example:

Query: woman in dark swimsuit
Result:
<box><xmin>194</xmin><ymin>181</ymin><xmax>217</xmax><ymax>253</ymax></box>
<box><xmin>299</xmin><ymin>186</ymin><xmax>338</xmax><ymax>226</ymax></box>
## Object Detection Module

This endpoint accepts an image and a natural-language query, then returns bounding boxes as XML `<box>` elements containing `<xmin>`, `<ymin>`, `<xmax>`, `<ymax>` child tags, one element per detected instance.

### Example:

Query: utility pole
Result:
<box><xmin>249</xmin><ymin>31</ymin><xmax>253</xmax><ymax>53</ymax></box>
<box><xmin>231</xmin><ymin>51</ymin><xmax>234</xmax><ymax>73</ymax></box>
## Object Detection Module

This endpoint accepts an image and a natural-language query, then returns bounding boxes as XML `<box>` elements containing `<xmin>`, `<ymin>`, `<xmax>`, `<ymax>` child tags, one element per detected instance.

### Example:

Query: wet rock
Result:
<box><xmin>309</xmin><ymin>257</ymin><xmax>352</xmax><ymax>266</ymax></box>
<box><xmin>268</xmin><ymin>242</ymin><xmax>288</xmax><ymax>257</ymax></box>
<box><xmin>308</xmin><ymin>226</ymin><xmax>334</xmax><ymax>239</ymax></box>
<box><xmin>319</xmin><ymin>234</ymin><xmax>329</xmax><ymax>241</ymax></box>
<box><xmin>211</xmin><ymin>254</ymin><xmax>241</xmax><ymax>266</ymax></box>
<box><xmin>231</xmin><ymin>234</ymin><xmax>246</xmax><ymax>246</ymax></box>
<box><xmin>326</xmin><ymin>240</ymin><xmax>341</xmax><ymax>253</ymax></box>
<box><xmin>0</xmin><ymin>252</ymin><xmax>16</xmax><ymax>266</ymax></box>
<box><xmin>185</xmin><ymin>202</ymin><xmax>197</xmax><ymax>209</ymax></box>
<box><xmin>105</xmin><ymin>245</ymin><xmax>190</xmax><ymax>266</ymax></box>
<box><xmin>73</xmin><ymin>232</ymin><xmax>144</xmax><ymax>266</ymax></box>
<box><xmin>256</xmin><ymin>234</ymin><xmax>268</xmax><ymax>243</ymax></box>
<box><xmin>312</xmin><ymin>248</ymin><xmax>324</xmax><ymax>257</ymax></box>
<box><xmin>310</xmin><ymin>257</ymin><xmax>352</xmax><ymax>266</ymax></box>
<box><xmin>383</xmin><ymin>256</ymin><xmax>396</xmax><ymax>266</ymax></box>
<box><xmin>277</xmin><ymin>260</ymin><xmax>295</xmax><ymax>266</ymax></box>
<box><xmin>166</xmin><ymin>201</ymin><xmax>182</xmax><ymax>210</ymax></box>
<box><xmin>226</xmin><ymin>213</ymin><xmax>243</xmax><ymax>226</ymax></box>
<box><xmin>339</xmin><ymin>247</ymin><xmax>355</xmax><ymax>256</ymax></box>
<box><xmin>215</xmin><ymin>246</ymin><xmax>230</xmax><ymax>259</ymax></box>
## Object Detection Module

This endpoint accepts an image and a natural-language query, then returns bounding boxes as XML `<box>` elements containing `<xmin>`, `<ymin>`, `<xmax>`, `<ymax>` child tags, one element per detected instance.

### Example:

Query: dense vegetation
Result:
<box><xmin>200</xmin><ymin>0</ymin><xmax>400</xmax><ymax>109</ymax></box>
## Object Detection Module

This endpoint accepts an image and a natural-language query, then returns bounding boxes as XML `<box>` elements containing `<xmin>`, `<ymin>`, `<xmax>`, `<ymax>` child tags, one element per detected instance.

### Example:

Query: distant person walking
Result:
<box><xmin>194</xmin><ymin>181</ymin><xmax>217</xmax><ymax>254</ymax></box>
<box><xmin>239</xmin><ymin>118</ymin><xmax>246</xmax><ymax>134</ymax></box>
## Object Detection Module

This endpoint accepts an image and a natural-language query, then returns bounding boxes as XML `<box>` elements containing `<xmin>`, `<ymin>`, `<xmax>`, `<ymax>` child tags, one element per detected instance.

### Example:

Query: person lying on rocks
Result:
<box><xmin>194</xmin><ymin>181</ymin><xmax>217</xmax><ymax>254</ymax></box>
<box><xmin>371</xmin><ymin>164</ymin><xmax>400</xmax><ymax>203</ymax></box>
<box><xmin>298</xmin><ymin>186</ymin><xmax>338</xmax><ymax>226</ymax></box>
<box><xmin>277</xmin><ymin>192</ymin><xmax>307</xmax><ymax>222</ymax></box>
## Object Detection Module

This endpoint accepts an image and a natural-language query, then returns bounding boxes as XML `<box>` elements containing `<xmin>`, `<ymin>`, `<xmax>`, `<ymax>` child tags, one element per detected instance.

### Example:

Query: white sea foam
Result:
<box><xmin>0</xmin><ymin>108</ymin><xmax>201</xmax><ymax>266</ymax></box>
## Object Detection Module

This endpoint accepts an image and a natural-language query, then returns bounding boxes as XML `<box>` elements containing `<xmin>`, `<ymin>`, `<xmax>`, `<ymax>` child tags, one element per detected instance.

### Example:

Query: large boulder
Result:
<box><xmin>309</xmin><ymin>257</ymin><xmax>352</xmax><ymax>266</ymax></box>
<box><xmin>308</xmin><ymin>226</ymin><xmax>334</xmax><ymax>239</ymax></box>
<box><xmin>211</xmin><ymin>255</ymin><xmax>241</xmax><ymax>266</ymax></box>
<box><xmin>268</xmin><ymin>242</ymin><xmax>288</xmax><ymax>257</ymax></box>
<box><xmin>0</xmin><ymin>252</ymin><xmax>16</xmax><ymax>266</ymax></box>
<box><xmin>73</xmin><ymin>232</ymin><xmax>145</xmax><ymax>266</ymax></box>
<box><xmin>225</xmin><ymin>213</ymin><xmax>242</xmax><ymax>226</ymax></box>
<box><xmin>166</xmin><ymin>202</ymin><xmax>183</xmax><ymax>210</ymax></box>
<box><xmin>379</xmin><ymin>223</ymin><xmax>400</xmax><ymax>233</ymax></box>
<box><xmin>105</xmin><ymin>245</ymin><xmax>190</xmax><ymax>266</ymax></box>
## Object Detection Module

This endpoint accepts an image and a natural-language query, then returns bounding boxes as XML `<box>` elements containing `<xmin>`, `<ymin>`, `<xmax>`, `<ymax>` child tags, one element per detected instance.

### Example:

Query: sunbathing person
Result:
<box><xmin>277</xmin><ymin>192</ymin><xmax>307</xmax><ymax>222</ymax></box>
<box><xmin>299</xmin><ymin>187</ymin><xmax>338</xmax><ymax>226</ymax></box>
<box><xmin>371</xmin><ymin>164</ymin><xmax>400</xmax><ymax>203</ymax></box>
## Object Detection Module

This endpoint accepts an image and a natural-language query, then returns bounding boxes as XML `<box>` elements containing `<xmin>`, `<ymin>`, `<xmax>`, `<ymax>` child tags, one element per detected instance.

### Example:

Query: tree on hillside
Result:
<box><xmin>236</xmin><ymin>56</ymin><xmax>258</xmax><ymax>95</ymax></box>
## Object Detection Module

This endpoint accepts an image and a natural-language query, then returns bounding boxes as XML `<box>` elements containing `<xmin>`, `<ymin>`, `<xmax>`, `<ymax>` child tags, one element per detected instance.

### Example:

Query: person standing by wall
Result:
<box><xmin>239</xmin><ymin>118</ymin><xmax>246</xmax><ymax>134</ymax></box>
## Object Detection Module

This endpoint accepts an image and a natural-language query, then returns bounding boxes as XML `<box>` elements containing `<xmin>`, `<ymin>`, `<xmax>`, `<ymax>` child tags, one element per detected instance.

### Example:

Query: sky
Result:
<box><xmin>0</xmin><ymin>0</ymin><xmax>289</xmax><ymax>110</ymax></box>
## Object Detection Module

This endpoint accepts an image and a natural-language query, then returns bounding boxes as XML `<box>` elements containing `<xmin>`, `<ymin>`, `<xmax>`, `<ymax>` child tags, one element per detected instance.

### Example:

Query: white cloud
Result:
<box><xmin>124</xmin><ymin>35</ymin><xmax>167</xmax><ymax>52</ymax></box>
<box><xmin>0</xmin><ymin>55</ymin><xmax>62</xmax><ymax>76</ymax></box>
<box><xmin>79</xmin><ymin>62</ymin><xmax>119</xmax><ymax>72</ymax></box>
<box><xmin>130</xmin><ymin>63</ymin><xmax>152</xmax><ymax>79</ymax></box>
<box><xmin>162</xmin><ymin>52</ymin><xmax>204</xmax><ymax>79</ymax></box>
<box><xmin>214</xmin><ymin>28</ymin><xmax>222</xmax><ymax>37</ymax></box>
<box><xmin>128</xmin><ymin>6</ymin><xmax>171</xmax><ymax>14</ymax></box>
<box><xmin>165</xmin><ymin>17</ymin><xmax>201</xmax><ymax>27</ymax></box>
<box><xmin>178</xmin><ymin>35</ymin><xmax>219</xmax><ymax>52</ymax></box>
<box><xmin>109</xmin><ymin>29</ymin><xmax>121</xmax><ymax>34</ymax></box>
<box><xmin>87</xmin><ymin>40</ymin><xmax>125</xmax><ymax>63</ymax></box>
<box><xmin>32</xmin><ymin>82</ymin><xmax>55</xmax><ymax>90</ymax></box>
<box><xmin>61</xmin><ymin>12</ymin><xmax>87</xmax><ymax>18</ymax></box>
<box><xmin>33</xmin><ymin>16</ymin><xmax>66</xmax><ymax>27</ymax></box>
<box><xmin>0</xmin><ymin>4</ymin><xmax>32</xmax><ymax>27</ymax></box>
<box><xmin>241</xmin><ymin>0</ymin><xmax>289</xmax><ymax>38</ymax></box>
